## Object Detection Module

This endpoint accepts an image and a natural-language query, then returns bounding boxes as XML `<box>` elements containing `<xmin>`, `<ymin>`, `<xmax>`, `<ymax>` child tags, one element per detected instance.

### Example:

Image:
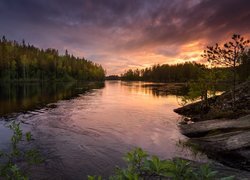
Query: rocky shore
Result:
<box><xmin>174</xmin><ymin>80</ymin><xmax>250</xmax><ymax>172</ymax></box>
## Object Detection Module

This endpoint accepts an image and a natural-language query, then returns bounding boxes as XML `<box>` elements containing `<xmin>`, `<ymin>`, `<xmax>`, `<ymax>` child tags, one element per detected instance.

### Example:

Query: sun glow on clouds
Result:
<box><xmin>89</xmin><ymin>40</ymin><xmax>206</xmax><ymax>75</ymax></box>
<box><xmin>0</xmin><ymin>0</ymin><xmax>250</xmax><ymax>75</ymax></box>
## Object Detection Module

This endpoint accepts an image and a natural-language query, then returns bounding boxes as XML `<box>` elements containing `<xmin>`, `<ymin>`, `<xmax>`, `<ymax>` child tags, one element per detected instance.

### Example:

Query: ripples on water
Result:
<box><xmin>0</xmin><ymin>81</ymin><xmax>208</xmax><ymax>179</ymax></box>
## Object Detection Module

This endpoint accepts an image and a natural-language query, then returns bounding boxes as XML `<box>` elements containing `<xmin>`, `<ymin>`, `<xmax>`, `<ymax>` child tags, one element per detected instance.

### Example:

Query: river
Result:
<box><xmin>0</xmin><ymin>81</ymin><xmax>207</xmax><ymax>179</ymax></box>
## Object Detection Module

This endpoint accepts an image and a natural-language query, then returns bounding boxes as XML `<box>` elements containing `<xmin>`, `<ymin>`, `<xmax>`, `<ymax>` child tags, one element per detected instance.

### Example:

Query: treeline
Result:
<box><xmin>121</xmin><ymin>62</ymin><xmax>205</xmax><ymax>82</ymax></box>
<box><xmin>121</xmin><ymin>54</ymin><xmax>250</xmax><ymax>82</ymax></box>
<box><xmin>0</xmin><ymin>36</ymin><xmax>105</xmax><ymax>82</ymax></box>
<box><xmin>105</xmin><ymin>75</ymin><xmax>121</xmax><ymax>80</ymax></box>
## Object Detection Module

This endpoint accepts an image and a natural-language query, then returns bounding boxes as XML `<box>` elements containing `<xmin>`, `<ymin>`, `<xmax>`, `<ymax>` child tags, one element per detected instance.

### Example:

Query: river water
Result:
<box><xmin>0</xmin><ymin>81</ymin><xmax>207</xmax><ymax>179</ymax></box>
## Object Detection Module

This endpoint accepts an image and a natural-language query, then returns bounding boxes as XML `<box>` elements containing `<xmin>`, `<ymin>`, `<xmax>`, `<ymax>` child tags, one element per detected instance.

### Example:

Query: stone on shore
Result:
<box><xmin>175</xmin><ymin>80</ymin><xmax>250</xmax><ymax>171</ymax></box>
<box><xmin>180</xmin><ymin>115</ymin><xmax>250</xmax><ymax>137</ymax></box>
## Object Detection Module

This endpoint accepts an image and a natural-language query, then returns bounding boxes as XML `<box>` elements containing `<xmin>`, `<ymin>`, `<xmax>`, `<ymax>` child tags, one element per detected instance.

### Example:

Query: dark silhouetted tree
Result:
<box><xmin>202</xmin><ymin>34</ymin><xmax>250</xmax><ymax>108</ymax></box>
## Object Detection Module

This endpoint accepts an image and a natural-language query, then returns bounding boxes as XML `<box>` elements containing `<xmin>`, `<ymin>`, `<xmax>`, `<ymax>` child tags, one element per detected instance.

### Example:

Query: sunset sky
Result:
<box><xmin>0</xmin><ymin>0</ymin><xmax>249</xmax><ymax>75</ymax></box>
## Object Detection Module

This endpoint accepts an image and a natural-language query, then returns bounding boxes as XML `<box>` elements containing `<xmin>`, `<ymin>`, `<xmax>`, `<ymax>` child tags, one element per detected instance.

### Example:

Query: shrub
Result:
<box><xmin>0</xmin><ymin>122</ymin><xmax>43</xmax><ymax>179</ymax></box>
<box><xmin>88</xmin><ymin>148</ymin><xmax>234</xmax><ymax>180</ymax></box>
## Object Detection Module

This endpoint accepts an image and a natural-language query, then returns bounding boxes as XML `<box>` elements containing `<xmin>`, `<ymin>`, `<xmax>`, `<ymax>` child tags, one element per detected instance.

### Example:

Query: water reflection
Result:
<box><xmin>122</xmin><ymin>81</ymin><xmax>189</xmax><ymax>97</ymax></box>
<box><xmin>0</xmin><ymin>81</ymin><xmax>207</xmax><ymax>179</ymax></box>
<box><xmin>0</xmin><ymin>82</ymin><xmax>104</xmax><ymax>116</ymax></box>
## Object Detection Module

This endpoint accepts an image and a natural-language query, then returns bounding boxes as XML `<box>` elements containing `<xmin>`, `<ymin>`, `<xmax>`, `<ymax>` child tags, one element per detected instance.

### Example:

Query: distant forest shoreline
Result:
<box><xmin>0</xmin><ymin>36</ymin><xmax>105</xmax><ymax>82</ymax></box>
<box><xmin>107</xmin><ymin>56</ymin><xmax>250</xmax><ymax>83</ymax></box>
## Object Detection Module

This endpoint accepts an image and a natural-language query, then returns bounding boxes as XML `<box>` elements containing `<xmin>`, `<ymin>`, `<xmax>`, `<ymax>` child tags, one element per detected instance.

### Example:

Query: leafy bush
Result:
<box><xmin>88</xmin><ymin>148</ymin><xmax>234</xmax><ymax>180</ymax></box>
<box><xmin>0</xmin><ymin>122</ymin><xmax>43</xmax><ymax>179</ymax></box>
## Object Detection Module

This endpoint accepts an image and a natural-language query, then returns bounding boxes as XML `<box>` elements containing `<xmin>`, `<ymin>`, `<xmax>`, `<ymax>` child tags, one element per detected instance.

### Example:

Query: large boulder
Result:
<box><xmin>174</xmin><ymin>80</ymin><xmax>250</xmax><ymax>120</ymax></box>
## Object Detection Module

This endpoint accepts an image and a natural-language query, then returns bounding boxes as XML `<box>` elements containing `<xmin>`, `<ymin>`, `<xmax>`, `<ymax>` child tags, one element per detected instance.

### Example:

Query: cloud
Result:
<box><xmin>0</xmin><ymin>0</ymin><xmax>250</xmax><ymax>74</ymax></box>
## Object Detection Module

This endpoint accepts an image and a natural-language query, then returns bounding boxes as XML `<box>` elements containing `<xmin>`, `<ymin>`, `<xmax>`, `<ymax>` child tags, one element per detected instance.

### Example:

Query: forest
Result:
<box><xmin>120</xmin><ymin>53</ymin><xmax>250</xmax><ymax>83</ymax></box>
<box><xmin>0</xmin><ymin>36</ymin><xmax>105</xmax><ymax>82</ymax></box>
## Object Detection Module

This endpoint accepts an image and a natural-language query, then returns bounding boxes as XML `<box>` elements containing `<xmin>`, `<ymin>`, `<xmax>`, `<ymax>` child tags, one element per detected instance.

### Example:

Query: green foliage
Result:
<box><xmin>0</xmin><ymin>122</ymin><xmax>43</xmax><ymax>179</ymax></box>
<box><xmin>180</xmin><ymin>34</ymin><xmax>250</xmax><ymax>108</ymax></box>
<box><xmin>25</xmin><ymin>132</ymin><xmax>32</xmax><ymax>142</ymax></box>
<box><xmin>166</xmin><ymin>158</ymin><xmax>194</xmax><ymax>179</ymax></box>
<box><xmin>88</xmin><ymin>148</ymin><xmax>234</xmax><ymax>180</ymax></box>
<box><xmin>123</xmin><ymin>148</ymin><xmax>148</xmax><ymax>174</ymax></box>
<box><xmin>0</xmin><ymin>36</ymin><xmax>105</xmax><ymax>82</ymax></box>
<box><xmin>202</xmin><ymin>34</ymin><xmax>250</xmax><ymax>108</ymax></box>
<box><xmin>194</xmin><ymin>164</ymin><xmax>218</xmax><ymax>180</ymax></box>
<box><xmin>105</xmin><ymin>75</ymin><xmax>121</xmax><ymax>80</ymax></box>
<box><xmin>144</xmin><ymin>156</ymin><xmax>171</xmax><ymax>176</ymax></box>
<box><xmin>88</xmin><ymin>175</ymin><xmax>102</xmax><ymax>180</ymax></box>
<box><xmin>179</xmin><ymin>67</ymin><xmax>227</xmax><ymax>108</ymax></box>
<box><xmin>121</xmin><ymin>69</ymin><xmax>141</xmax><ymax>81</ymax></box>
<box><xmin>121</xmin><ymin>62</ymin><xmax>205</xmax><ymax>82</ymax></box>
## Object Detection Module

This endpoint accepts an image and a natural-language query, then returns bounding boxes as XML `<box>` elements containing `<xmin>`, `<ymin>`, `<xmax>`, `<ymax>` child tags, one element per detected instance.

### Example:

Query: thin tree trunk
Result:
<box><xmin>233</xmin><ymin>49</ymin><xmax>237</xmax><ymax>110</ymax></box>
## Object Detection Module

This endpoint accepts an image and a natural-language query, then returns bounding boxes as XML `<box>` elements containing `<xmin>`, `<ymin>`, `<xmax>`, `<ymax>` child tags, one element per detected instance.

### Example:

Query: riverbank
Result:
<box><xmin>174</xmin><ymin>80</ymin><xmax>250</xmax><ymax>171</ymax></box>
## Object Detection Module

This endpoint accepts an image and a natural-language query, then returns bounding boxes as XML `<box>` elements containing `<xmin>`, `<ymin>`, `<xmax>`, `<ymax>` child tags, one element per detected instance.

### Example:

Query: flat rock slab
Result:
<box><xmin>189</xmin><ymin>134</ymin><xmax>250</xmax><ymax>171</ymax></box>
<box><xmin>180</xmin><ymin>115</ymin><xmax>250</xmax><ymax>137</ymax></box>
<box><xmin>192</xmin><ymin>131</ymin><xmax>250</xmax><ymax>152</ymax></box>
<box><xmin>181</xmin><ymin>115</ymin><xmax>250</xmax><ymax>171</ymax></box>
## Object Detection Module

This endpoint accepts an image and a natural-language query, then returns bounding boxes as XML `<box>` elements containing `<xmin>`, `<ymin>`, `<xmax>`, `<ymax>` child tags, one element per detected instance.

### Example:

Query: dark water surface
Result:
<box><xmin>0</xmin><ymin>81</ymin><xmax>207</xmax><ymax>179</ymax></box>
